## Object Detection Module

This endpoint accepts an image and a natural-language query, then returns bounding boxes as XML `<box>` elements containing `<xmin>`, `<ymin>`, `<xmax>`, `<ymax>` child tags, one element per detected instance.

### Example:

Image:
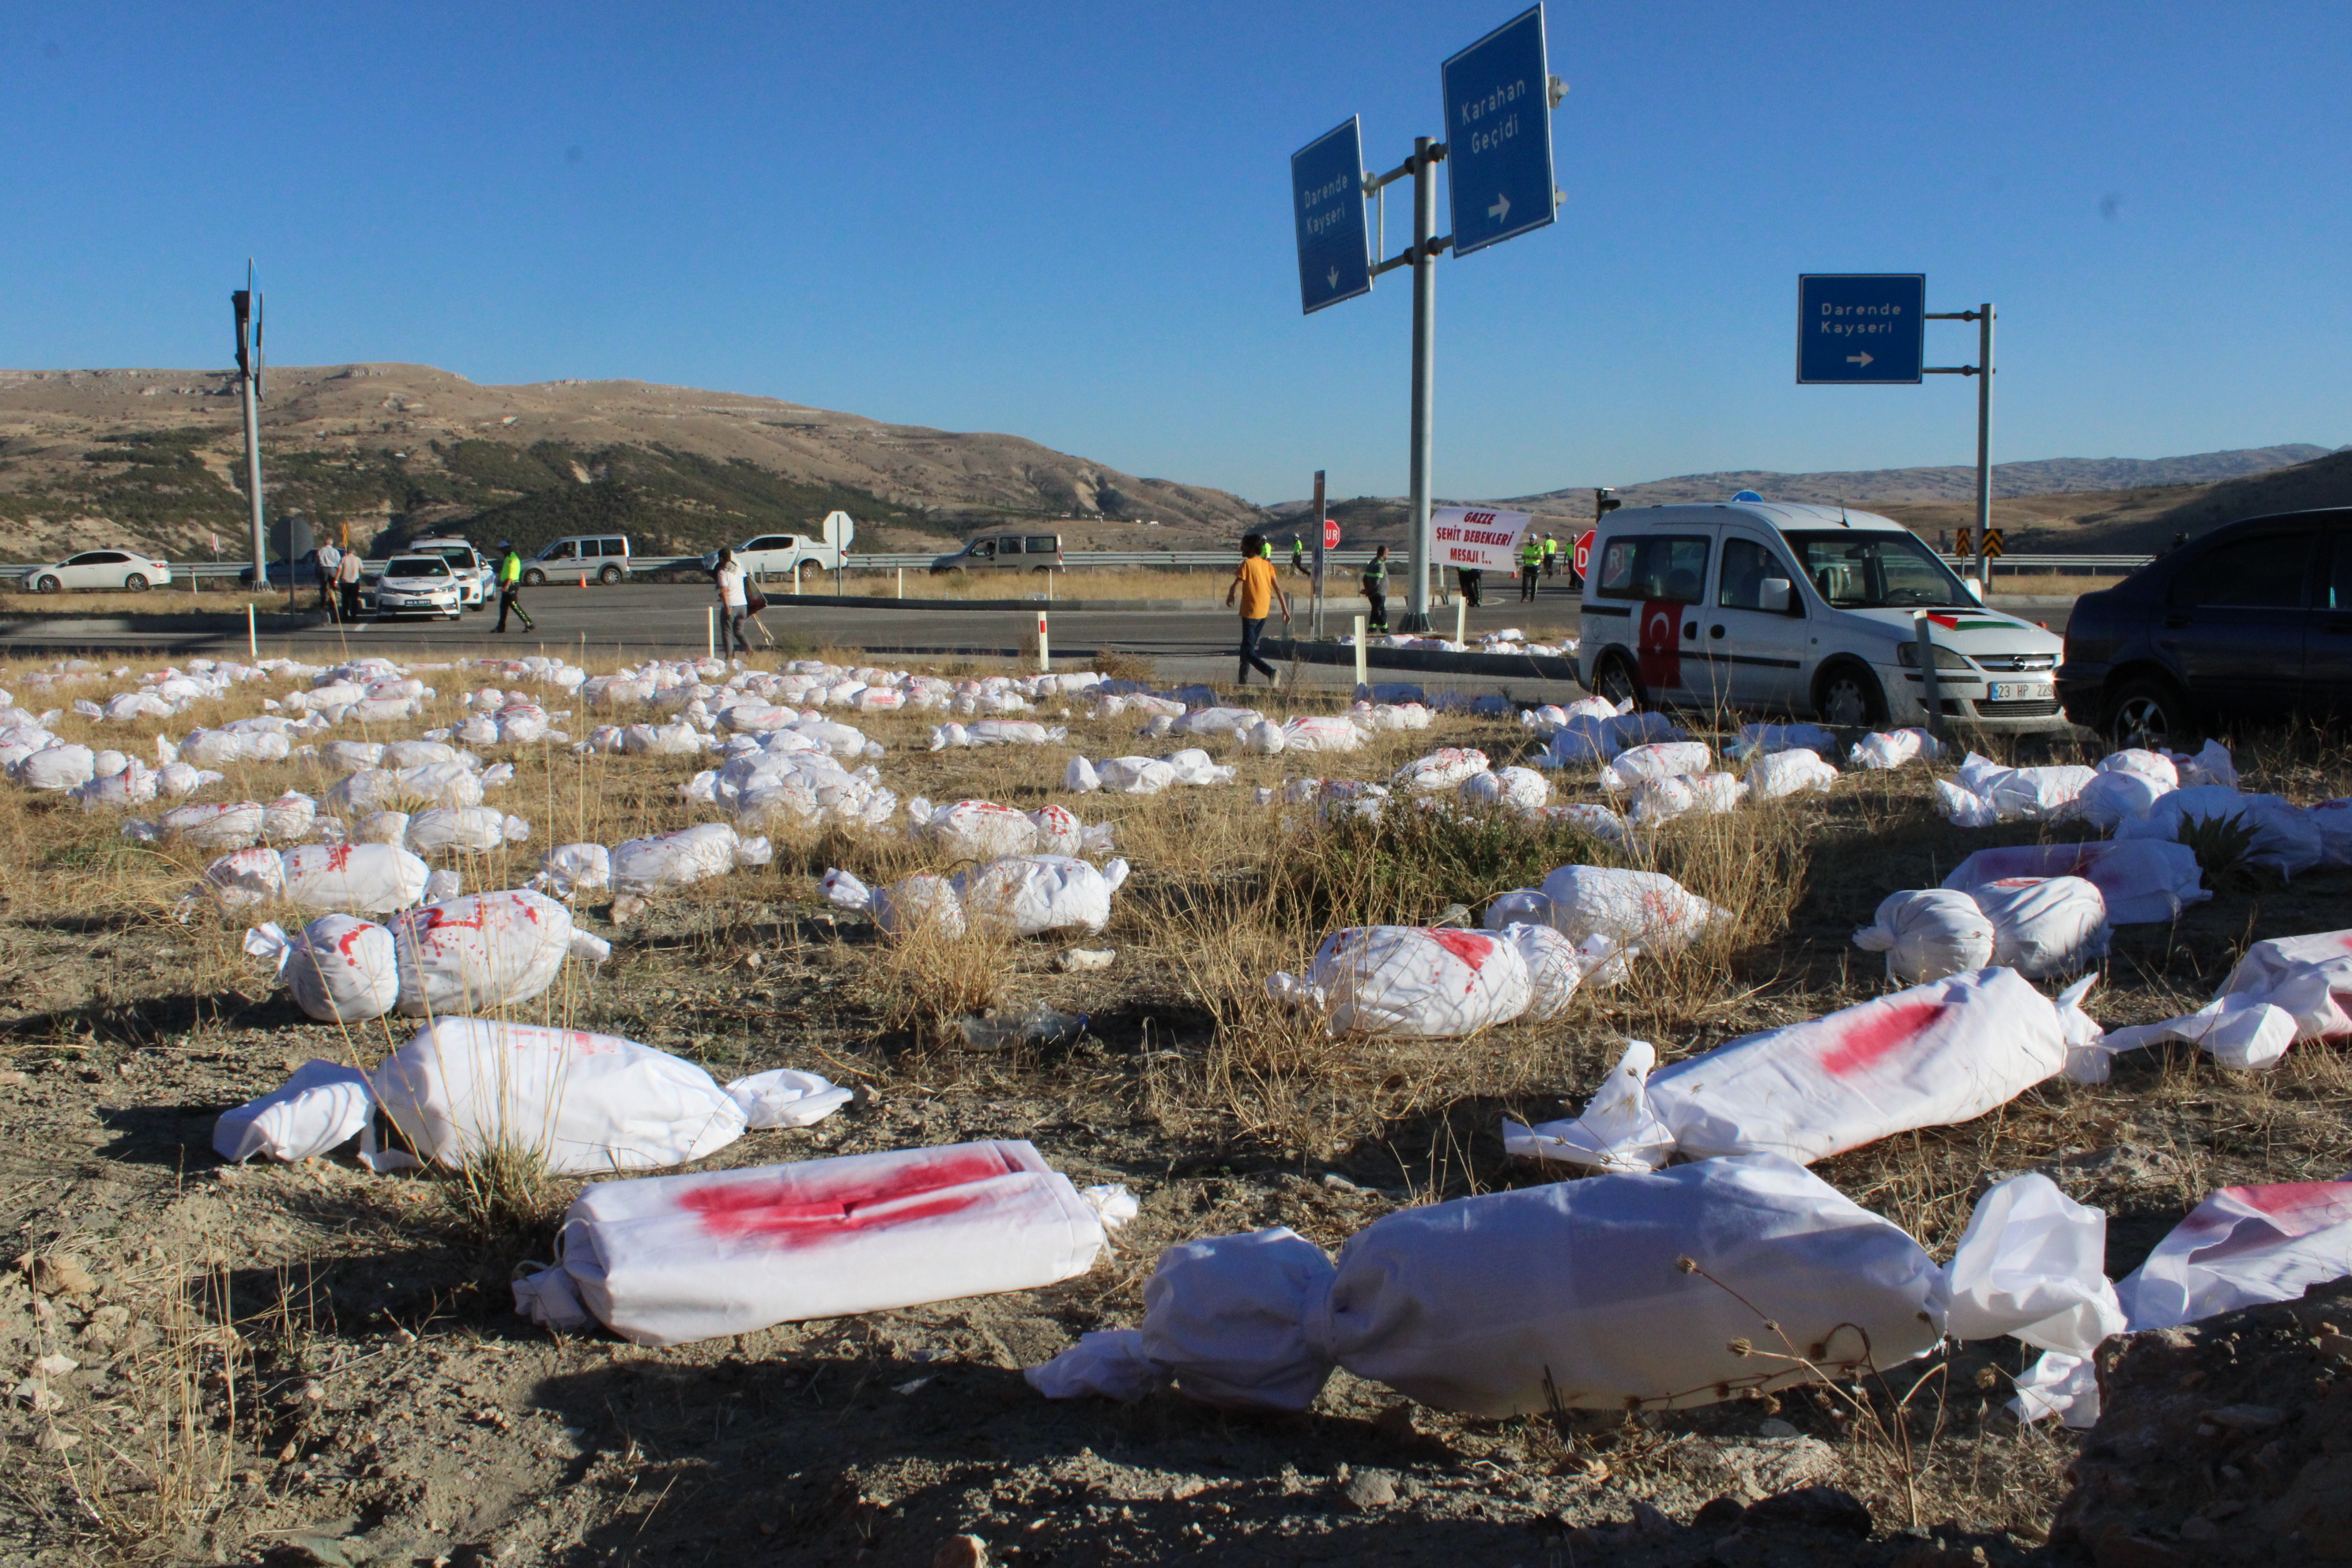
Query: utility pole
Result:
<box><xmin>232</xmin><ymin>264</ymin><xmax>267</xmax><ymax>590</ymax></box>
<box><xmin>1401</xmin><ymin>138</ymin><xmax>1445</xmax><ymax>631</ymax></box>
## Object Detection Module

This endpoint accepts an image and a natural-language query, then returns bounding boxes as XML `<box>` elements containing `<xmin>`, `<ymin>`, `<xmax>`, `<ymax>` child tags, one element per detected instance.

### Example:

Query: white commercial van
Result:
<box><xmin>1577</xmin><ymin>499</ymin><xmax>2067</xmax><ymax>733</ymax></box>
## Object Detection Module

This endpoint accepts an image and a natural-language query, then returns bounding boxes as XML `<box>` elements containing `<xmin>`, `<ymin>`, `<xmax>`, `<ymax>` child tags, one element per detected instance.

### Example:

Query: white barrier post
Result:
<box><xmin>1354</xmin><ymin>614</ymin><xmax>1367</xmax><ymax>692</ymax></box>
<box><xmin>1454</xmin><ymin>597</ymin><xmax>1465</xmax><ymax>647</ymax></box>
<box><xmin>896</xmin><ymin>566</ymin><xmax>903</xmax><ymax>599</ymax></box>
<box><xmin>247</xmin><ymin>602</ymin><xmax>257</xmax><ymax>661</ymax></box>
<box><xmin>707</xmin><ymin>605</ymin><xmax>714</xmax><ymax>660</ymax></box>
<box><xmin>793</xmin><ymin>562</ymin><xmax>802</xmax><ymax>596</ymax></box>
<box><xmin>1036</xmin><ymin>612</ymin><xmax>1050</xmax><ymax>672</ymax></box>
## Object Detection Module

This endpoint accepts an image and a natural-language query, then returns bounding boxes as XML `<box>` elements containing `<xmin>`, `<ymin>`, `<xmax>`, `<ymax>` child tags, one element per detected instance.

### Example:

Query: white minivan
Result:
<box><xmin>522</xmin><ymin>534</ymin><xmax>632</xmax><ymax>586</ymax></box>
<box><xmin>1577</xmin><ymin>499</ymin><xmax>2067</xmax><ymax>733</ymax></box>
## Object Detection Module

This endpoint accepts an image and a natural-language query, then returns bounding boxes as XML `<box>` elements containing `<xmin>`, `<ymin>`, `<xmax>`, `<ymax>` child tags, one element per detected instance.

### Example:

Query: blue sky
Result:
<box><xmin>5</xmin><ymin>2</ymin><xmax>2347</xmax><ymax>503</ymax></box>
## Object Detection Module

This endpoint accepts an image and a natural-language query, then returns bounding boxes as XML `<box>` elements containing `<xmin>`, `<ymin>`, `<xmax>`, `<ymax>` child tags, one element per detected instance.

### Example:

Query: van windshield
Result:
<box><xmin>1785</xmin><ymin>531</ymin><xmax>1973</xmax><ymax>609</ymax></box>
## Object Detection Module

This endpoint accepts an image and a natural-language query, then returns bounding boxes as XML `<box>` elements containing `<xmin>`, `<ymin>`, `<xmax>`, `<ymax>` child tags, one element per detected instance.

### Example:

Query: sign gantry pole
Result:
<box><xmin>1402</xmin><ymin>136</ymin><xmax>1444</xmax><ymax>632</ymax></box>
<box><xmin>1289</xmin><ymin>4</ymin><xmax>1560</xmax><ymax>639</ymax></box>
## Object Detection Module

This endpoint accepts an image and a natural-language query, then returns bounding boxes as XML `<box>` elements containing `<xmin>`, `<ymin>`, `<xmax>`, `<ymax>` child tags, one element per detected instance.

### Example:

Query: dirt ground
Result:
<box><xmin>1</xmin><ymin>649</ymin><xmax>2348</xmax><ymax>1566</ymax></box>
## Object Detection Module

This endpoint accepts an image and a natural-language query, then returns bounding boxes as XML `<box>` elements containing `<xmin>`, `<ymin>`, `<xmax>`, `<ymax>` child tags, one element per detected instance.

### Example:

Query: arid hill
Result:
<box><xmin>0</xmin><ymin>364</ymin><xmax>1268</xmax><ymax>562</ymax></box>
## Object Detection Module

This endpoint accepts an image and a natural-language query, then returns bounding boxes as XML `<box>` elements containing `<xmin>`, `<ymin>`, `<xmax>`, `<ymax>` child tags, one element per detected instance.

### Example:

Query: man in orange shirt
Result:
<box><xmin>1224</xmin><ymin>532</ymin><xmax>1291</xmax><ymax>687</ymax></box>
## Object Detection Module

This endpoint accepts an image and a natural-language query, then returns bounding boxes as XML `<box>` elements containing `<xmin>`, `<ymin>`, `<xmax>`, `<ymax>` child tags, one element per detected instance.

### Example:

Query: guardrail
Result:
<box><xmin>3</xmin><ymin>549</ymin><xmax>2158</xmax><ymax>582</ymax></box>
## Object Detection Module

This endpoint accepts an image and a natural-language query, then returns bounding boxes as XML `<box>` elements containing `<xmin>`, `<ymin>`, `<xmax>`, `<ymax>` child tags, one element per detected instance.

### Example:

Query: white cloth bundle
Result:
<box><xmin>824</xmin><ymin>855</ymin><xmax>1129</xmax><ymax>938</ymax></box>
<box><xmin>2073</xmin><ymin>768</ymin><xmax>2171</xmax><ymax>831</ymax></box>
<box><xmin>1506</xmin><ymin>969</ymin><xmax>2094</xmax><ymax>1170</ymax></box>
<box><xmin>405</xmin><ymin>807</ymin><xmax>531</xmax><ymax>854</ymax></box>
<box><xmin>200</xmin><ymin>846</ymin><xmax>285</xmax><ymax>910</ymax></box>
<box><xmin>1027</xmin><ymin>1154</ymin><xmax>2092</xmax><ymax>1415</ymax></box>
<box><xmin>512</xmin><ymin>1140</ymin><xmax>1121</xmax><ymax>1348</ymax></box>
<box><xmin>383</xmin><ymin>890</ymin><xmax>610</xmax><ymax>1016</ymax></box>
<box><xmin>533</xmin><ymin>842</ymin><xmax>612</xmax><ymax>899</ymax></box>
<box><xmin>609</xmin><ymin>823</ymin><xmax>772</xmax><ymax>894</ymax></box>
<box><xmin>2016</xmin><ymin>1178</ymin><xmax>2352</xmax><ymax>1427</ymax></box>
<box><xmin>1267</xmin><ymin>926</ymin><xmax>1534</xmax><ymax>1038</ymax></box>
<box><xmin>917</xmin><ymin>799</ymin><xmax>1041</xmax><ymax>861</ymax></box>
<box><xmin>212</xmin><ymin>1058</ymin><xmax>378</xmax><ymax>1164</ymax></box>
<box><xmin>373</xmin><ymin>1018</ymin><xmax>748</xmax><ymax>1174</ymax></box>
<box><xmin>160</xmin><ymin>801</ymin><xmax>270</xmax><ymax>848</ymax></box>
<box><xmin>1943</xmin><ymin>840</ymin><xmax>2207</xmax><ymax>926</ymax></box>
<box><xmin>1745</xmin><ymin>748</ymin><xmax>1840</xmax><ymax>801</ymax></box>
<box><xmin>2077</xmin><ymin>926</ymin><xmax>2352</xmax><ymax>1078</ymax></box>
<box><xmin>279</xmin><ymin>843</ymin><xmax>432</xmax><ymax>914</ymax></box>
<box><xmin>1458</xmin><ymin>766</ymin><xmax>1549</xmax><ymax>812</ymax></box>
<box><xmin>1065</xmin><ymin>752</ymin><xmax>1231</xmax><ymax>793</ymax></box>
<box><xmin>1280</xmin><ymin>714</ymin><xmax>1365</xmax><ymax>752</ymax></box>
<box><xmin>1529</xmin><ymin>865</ymin><xmax>1726</xmax><ymax>953</ymax></box>
<box><xmin>1852</xmin><ymin>889</ymin><xmax>1996</xmax><ymax>983</ymax></box>
<box><xmin>327</xmin><ymin>763</ymin><xmax>485</xmax><ymax>815</ymax></box>
<box><xmin>1846</xmin><ymin>727</ymin><xmax>1944</xmax><ymax>771</ymax></box>
<box><xmin>9</xmin><ymin>743</ymin><xmax>96</xmax><ymax>791</ymax></box>
<box><xmin>820</xmin><ymin>867</ymin><xmax>967</xmax><ymax>937</ymax></box>
<box><xmin>244</xmin><ymin>913</ymin><xmax>401</xmax><ymax>1022</ymax></box>
<box><xmin>927</xmin><ymin>719</ymin><xmax>1066</xmax><ymax>749</ymax></box>
<box><xmin>1629</xmin><ymin>771</ymin><xmax>1744</xmax><ymax>825</ymax></box>
<box><xmin>1934</xmin><ymin>754</ymin><xmax>2096</xmax><ymax>826</ymax></box>
<box><xmin>2113</xmin><ymin>785</ymin><xmax>2322</xmax><ymax>878</ymax></box>
<box><xmin>1163</xmin><ymin>707</ymin><xmax>1262</xmax><ymax>741</ymax></box>
<box><xmin>956</xmin><ymin>854</ymin><xmax>1129</xmax><ymax>936</ymax></box>
<box><xmin>1971</xmin><ymin>875</ymin><xmax>2110</xmax><ymax>978</ymax></box>
<box><xmin>1391</xmin><ymin>748</ymin><xmax>1490</xmax><ymax>793</ymax></box>
<box><xmin>1599</xmin><ymin>741</ymin><xmax>1714</xmax><ymax>791</ymax></box>
<box><xmin>620</xmin><ymin>722</ymin><xmax>707</xmax><ymax>756</ymax></box>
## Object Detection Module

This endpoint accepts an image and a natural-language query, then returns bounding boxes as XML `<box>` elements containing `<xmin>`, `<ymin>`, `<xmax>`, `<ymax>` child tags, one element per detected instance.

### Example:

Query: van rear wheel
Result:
<box><xmin>1592</xmin><ymin>650</ymin><xmax>1642</xmax><ymax>709</ymax></box>
<box><xmin>598</xmin><ymin>564</ymin><xmax>622</xmax><ymax>585</ymax></box>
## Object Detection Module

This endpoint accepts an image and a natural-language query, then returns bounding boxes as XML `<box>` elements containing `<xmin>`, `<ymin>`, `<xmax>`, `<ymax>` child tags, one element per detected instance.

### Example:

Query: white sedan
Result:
<box><xmin>24</xmin><ymin>550</ymin><xmax>174</xmax><ymax>593</ymax></box>
<box><xmin>371</xmin><ymin>556</ymin><xmax>465</xmax><ymax>620</ymax></box>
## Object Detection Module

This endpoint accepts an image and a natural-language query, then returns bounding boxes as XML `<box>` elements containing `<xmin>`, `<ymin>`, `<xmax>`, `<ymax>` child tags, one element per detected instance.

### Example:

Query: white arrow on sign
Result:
<box><xmin>1327</xmin><ymin>265</ymin><xmax>1340</xmax><ymax>290</ymax></box>
<box><xmin>1488</xmin><ymin>192</ymin><xmax>1510</xmax><ymax>222</ymax></box>
<box><xmin>1847</xmin><ymin>351</ymin><xmax>1874</xmax><ymax>368</ymax></box>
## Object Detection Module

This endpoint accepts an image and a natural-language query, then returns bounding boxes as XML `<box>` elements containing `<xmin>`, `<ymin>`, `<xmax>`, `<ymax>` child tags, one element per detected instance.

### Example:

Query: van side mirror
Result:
<box><xmin>1758</xmin><ymin>578</ymin><xmax>1792</xmax><ymax>614</ymax></box>
<box><xmin>1964</xmin><ymin>577</ymin><xmax>1984</xmax><ymax>604</ymax></box>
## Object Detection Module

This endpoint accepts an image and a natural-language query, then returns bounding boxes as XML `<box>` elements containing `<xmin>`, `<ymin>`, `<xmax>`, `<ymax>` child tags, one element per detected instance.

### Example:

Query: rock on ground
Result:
<box><xmin>2051</xmin><ymin>1276</ymin><xmax>2352</xmax><ymax>1565</ymax></box>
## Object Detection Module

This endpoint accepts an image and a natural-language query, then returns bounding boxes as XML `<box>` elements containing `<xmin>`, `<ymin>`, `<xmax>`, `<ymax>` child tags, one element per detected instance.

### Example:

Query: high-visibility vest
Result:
<box><xmin>1520</xmin><ymin>539</ymin><xmax>1544</xmax><ymax>568</ymax></box>
<box><xmin>1542</xmin><ymin>537</ymin><xmax>1559</xmax><ymax>558</ymax></box>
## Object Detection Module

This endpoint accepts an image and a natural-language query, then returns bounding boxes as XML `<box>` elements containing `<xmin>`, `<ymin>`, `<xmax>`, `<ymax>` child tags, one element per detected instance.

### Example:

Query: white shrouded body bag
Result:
<box><xmin>513</xmin><ymin>1139</ymin><xmax>1115</xmax><ymax>1347</ymax></box>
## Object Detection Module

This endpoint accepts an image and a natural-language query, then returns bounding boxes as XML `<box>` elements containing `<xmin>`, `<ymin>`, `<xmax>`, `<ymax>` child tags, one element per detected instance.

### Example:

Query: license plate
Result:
<box><xmin>1988</xmin><ymin>681</ymin><xmax>2051</xmax><ymax>703</ymax></box>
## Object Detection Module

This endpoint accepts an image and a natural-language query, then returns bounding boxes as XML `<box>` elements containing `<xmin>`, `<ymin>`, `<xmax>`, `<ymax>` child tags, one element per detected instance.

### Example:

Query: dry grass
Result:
<box><xmin>4</xmin><ymin>646</ymin><xmax>2351</xmax><ymax>1555</ymax></box>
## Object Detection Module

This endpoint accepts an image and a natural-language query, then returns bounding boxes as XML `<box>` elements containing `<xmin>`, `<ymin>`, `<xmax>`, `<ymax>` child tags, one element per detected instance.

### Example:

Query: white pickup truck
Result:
<box><xmin>701</xmin><ymin>511</ymin><xmax>855</xmax><ymax>580</ymax></box>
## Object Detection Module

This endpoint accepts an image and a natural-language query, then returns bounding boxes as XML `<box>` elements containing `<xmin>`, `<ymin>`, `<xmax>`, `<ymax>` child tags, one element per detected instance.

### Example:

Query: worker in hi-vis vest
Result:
<box><xmin>1518</xmin><ymin>533</ymin><xmax>1545</xmax><ymax>602</ymax></box>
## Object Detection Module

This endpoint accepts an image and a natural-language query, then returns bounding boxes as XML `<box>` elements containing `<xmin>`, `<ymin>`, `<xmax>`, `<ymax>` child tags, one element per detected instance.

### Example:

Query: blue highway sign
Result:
<box><xmin>1442</xmin><ymin>6</ymin><xmax>1555</xmax><ymax>258</ymax></box>
<box><xmin>1797</xmin><ymin>273</ymin><xmax>1925</xmax><ymax>384</ymax></box>
<box><xmin>1292</xmin><ymin>118</ymin><xmax>1371</xmax><ymax>315</ymax></box>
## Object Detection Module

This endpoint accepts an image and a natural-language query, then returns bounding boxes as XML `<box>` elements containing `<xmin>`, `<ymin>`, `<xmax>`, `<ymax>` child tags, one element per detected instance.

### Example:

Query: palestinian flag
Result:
<box><xmin>1924</xmin><ymin>612</ymin><xmax>2011</xmax><ymax>631</ymax></box>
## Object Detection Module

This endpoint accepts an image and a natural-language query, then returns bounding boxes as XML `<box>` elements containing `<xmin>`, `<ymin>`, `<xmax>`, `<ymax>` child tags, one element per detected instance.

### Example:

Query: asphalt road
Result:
<box><xmin>0</xmin><ymin>579</ymin><xmax>2070</xmax><ymax>703</ymax></box>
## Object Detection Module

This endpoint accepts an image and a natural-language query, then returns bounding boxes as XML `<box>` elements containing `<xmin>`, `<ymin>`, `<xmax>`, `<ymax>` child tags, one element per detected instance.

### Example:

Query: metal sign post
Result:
<box><xmin>1925</xmin><ymin>302</ymin><xmax>1995</xmax><ymax>584</ymax></box>
<box><xmin>231</xmin><ymin>264</ymin><xmax>267</xmax><ymax>590</ymax></box>
<box><xmin>1288</xmin><ymin>4</ymin><xmax>1562</xmax><ymax>635</ymax></box>
<box><xmin>1309</xmin><ymin>469</ymin><xmax>1327</xmax><ymax>639</ymax></box>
